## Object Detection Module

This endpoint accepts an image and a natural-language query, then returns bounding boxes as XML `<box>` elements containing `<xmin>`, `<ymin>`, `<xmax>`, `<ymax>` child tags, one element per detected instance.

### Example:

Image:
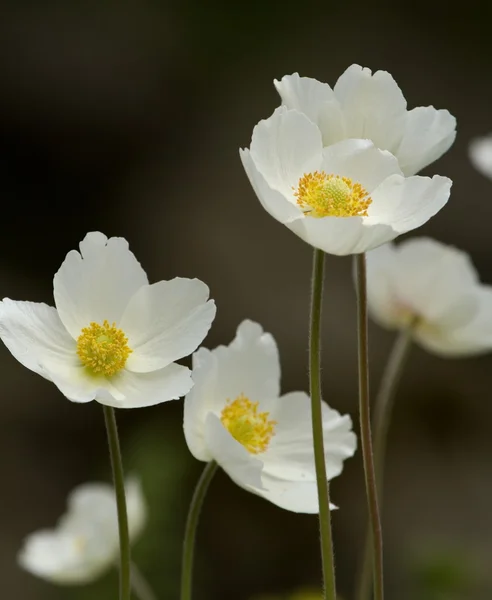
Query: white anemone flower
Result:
<box><xmin>18</xmin><ymin>478</ymin><xmax>146</xmax><ymax>584</ymax></box>
<box><xmin>240</xmin><ymin>107</ymin><xmax>452</xmax><ymax>255</ymax></box>
<box><xmin>469</xmin><ymin>134</ymin><xmax>492</xmax><ymax>179</ymax></box>
<box><xmin>183</xmin><ymin>320</ymin><xmax>357</xmax><ymax>513</ymax></box>
<box><xmin>274</xmin><ymin>65</ymin><xmax>456</xmax><ymax>176</ymax></box>
<box><xmin>366</xmin><ymin>238</ymin><xmax>492</xmax><ymax>356</ymax></box>
<box><xmin>0</xmin><ymin>232</ymin><xmax>216</xmax><ymax>407</ymax></box>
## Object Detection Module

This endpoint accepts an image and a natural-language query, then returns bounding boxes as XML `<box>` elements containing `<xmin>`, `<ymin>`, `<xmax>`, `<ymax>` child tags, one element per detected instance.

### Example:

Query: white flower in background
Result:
<box><xmin>0</xmin><ymin>232</ymin><xmax>216</xmax><ymax>407</ymax></box>
<box><xmin>366</xmin><ymin>238</ymin><xmax>492</xmax><ymax>356</ymax></box>
<box><xmin>240</xmin><ymin>107</ymin><xmax>451</xmax><ymax>255</ymax></box>
<box><xmin>183</xmin><ymin>320</ymin><xmax>357</xmax><ymax>513</ymax></box>
<box><xmin>469</xmin><ymin>134</ymin><xmax>492</xmax><ymax>179</ymax></box>
<box><xmin>18</xmin><ymin>479</ymin><xmax>146</xmax><ymax>584</ymax></box>
<box><xmin>274</xmin><ymin>65</ymin><xmax>456</xmax><ymax>176</ymax></box>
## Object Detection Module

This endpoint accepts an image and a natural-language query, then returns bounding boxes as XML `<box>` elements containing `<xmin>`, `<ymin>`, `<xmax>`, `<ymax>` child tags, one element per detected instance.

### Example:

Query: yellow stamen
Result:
<box><xmin>220</xmin><ymin>393</ymin><xmax>277</xmax><ymax>454</ymax></box>
<box><xmin>294</xmin><ymin>171</ymin><xmax>372</xmax><ymax>218</ymax></box>
<box><xmin>76</xmin><ymin>320</ymin><xmax>132</xmax><ymax>377</ymax></box>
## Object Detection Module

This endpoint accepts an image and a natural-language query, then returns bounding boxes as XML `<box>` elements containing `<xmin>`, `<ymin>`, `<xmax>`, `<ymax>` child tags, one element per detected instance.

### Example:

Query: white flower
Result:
<box><xmin>183</xmin><ymin>320</ymin><xmax>357</xmax><ymax>513</ymax></box>
<box><xmin>0</xmin><ymin>232</ymin><xmax>216</xmax><ymax>407</ymax></box>
<box><xmin>18</xmin><ymin>478</ymin><xmax>146</xmax><ymax>584</ymax></box>
<box><xmin>469</xmin><ymin>134</ymin><xmax>492</xmax><ymax>179</ymax></box>
<box><xmin>240</xmin><ymin>107</ymin><xmax>452</xmax><ymax>255</ymax></box>
<box><xmin>366</xmin><ymin>238</ymin><xmax>492</xmax><ymax>356</ymax></box>
<box><xmin>274</xmin><ymin>65</ymin><xmax>456</xmax><ymax>176</ymax></box>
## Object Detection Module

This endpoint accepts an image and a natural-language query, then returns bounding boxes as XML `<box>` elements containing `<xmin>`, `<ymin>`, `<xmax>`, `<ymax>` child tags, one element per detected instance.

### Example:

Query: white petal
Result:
<box><xmin>333</xmin><ymin>64</ymin><xmax>407</xmax><ymax>151</ymax></box>
<box><xmin>366</xmin><ymin>243</ymin><xmax>402</xmax><ymax>329</ymax></box>
<box><xmin>397</xmin><ymin>107</ymin><xmax>457</xmax><ymax>175</ymax></box>
<box><xmin>240</xmin><ymin>148</ymin><xmax>302</xmax><ymax>223</ymax></box>
<box><xmin>120</xmin><ymin>278</ymin><xmax>216</xmax><ymax>373</ymax></box>
<box><xmin>125</xmin><ymin>478</ymin><xmax>147</xmax><ymax>540</ymax></box>
<box><xmin>391</xmin><ymin>238</ymin><xmax>479</xmax><ymax>323</ymax></box>
<box><xmin>417</xmin><ymin>287</ymin><xmax>492</xmax><ymax>356</ymax></box>
<box><xmin>249</xmin><ymin>393</ymin><xmax>356</xmax><ymax>513</ymax></box>
<box><xmin>204</xmin><ymin>413</ymin><xmax>264</xmax><ymax>489</ymax></box>
<box><xmin>53</xmin><ymin>232</ymin><xmax>149</xmax><ymax>339</ymax></box>
<box><xmin>369</xmin><ymin>174</ymin><xmax>451</xmax><ymax>233</ymax></box>
<box><xmin>321</xmin><ymin>139</ymin><xmax>402</xmax><ymax>192</ymax></box>
<box><xmin>0</xmin><ymin>299</ymin><xmax>75</xmax><ymax>379</ymax></box>
<box><xmin>18</xmin><ymin>529</ymin><xmax>114</xmax><ymax>584</ymax></box>
<box><xmin>184</xmin><ymin>320</ymin><xmax>281</xmax><ymax>460</ymax></box>
<box><xmin>287</xmin><ymin>215</ymin><xmax>396</xmax><ymax>255</ymax></box>
<box><xmin>95</xmin><ymin>363</ymin><xmax>193</xmax><ymax>408</ymax></box>
<box><xmin>469</xmin><ymin>134</ymin><xmax>492</xmax><ymax>179</ymax></box>
<box><xmin>248</xmin><ymin>107</ymin><xmax>323</xmax><ymax>199</ymax></box>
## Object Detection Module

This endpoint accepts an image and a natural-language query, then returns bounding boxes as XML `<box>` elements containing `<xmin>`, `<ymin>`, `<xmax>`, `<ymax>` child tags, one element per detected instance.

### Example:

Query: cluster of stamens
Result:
<box><xmin>220</xmin><ymin>393</ymin><xmax>277</xmax><ymax>454</ymax></box>
<box><xmin>76</xmin><ymin>320</ymin><xmax>132</xmax><ymax>377</ymax></box>
<box><xmin>294</xmin><ymin>171</ymin><xmax>372</xmax><ymax>218</ymax></box>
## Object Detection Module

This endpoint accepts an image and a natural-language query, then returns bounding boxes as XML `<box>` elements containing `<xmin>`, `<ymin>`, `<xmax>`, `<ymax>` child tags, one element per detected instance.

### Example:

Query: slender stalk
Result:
<box><xmin>181</xmin><ymin>461</ymin><xmax>218</xmax><ymax>600</ymax></box>
<box><xmin>131</xmin><ymin>563</ymin><xmax>158</xmax><ymax>600</ymax></box>
<box><xmin>309</xmin><ymin>248</ymin><xmax>337</xmax><ymax>600</ymax></box>
<box><xmin>354</xmin><ymin>253</ymin><xmax>384</xmax><ymax>600</ymax></box>
<box><xmin>356</xmin><ymin>325</ymin><xmax>414</xmax><ymax>600</ymax></box>
<box><xmin>103</xmin><ymin>405</ymin><xmax>131</xmax><ymax>600</ymax></box>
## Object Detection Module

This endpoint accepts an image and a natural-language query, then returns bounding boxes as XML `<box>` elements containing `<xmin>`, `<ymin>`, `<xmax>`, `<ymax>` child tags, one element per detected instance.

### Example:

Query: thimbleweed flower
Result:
<box><xmin>18</xmin><ymin>479</ymin><xmax>146</xmax><ymax>584</ymax></box>
<box><xmin>183</xmin><ymin>320</ymin><xmax>357</xmax><ymax>512</ymax></box>
<box><xmin>241</xmin><ymin>107</ymin><xmax>452</xmax><ymax>255</ymax></box>
<box><xmin>274</xmin><ymin>65</ymin><xmax>456</xmax><ymax>176</ymax></box>
<box><xmin>0</xmin><ymin>232</ymin><xmax>216</xmax><ymax>407</ymax></box>
<box><xmin>366</xmin><ymin>237</ymin><xmax>492</xmax><ymax>356</ymax></box>
<box><xmin>469</xmin><ymin>134</ymin><xmax>492</xmax><ymax>179</ymax></box>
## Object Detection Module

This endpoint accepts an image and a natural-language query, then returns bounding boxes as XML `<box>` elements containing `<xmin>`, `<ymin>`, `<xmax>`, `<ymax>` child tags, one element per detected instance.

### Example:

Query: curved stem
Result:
<box><xmin>131</xmin><ymin>563</ymin><xmax>158</xmax><ymax>600</ymax></box>
<box><xmin>356</xmin><ymin>325</ymin><xmax>414</xmax><ymax>600</ymax></box>
<box><xmin>309</xmin><ymin>248</ymin><xmax>337</xmax><ymax>600</ymax></box>
<box><xmin>354</xmin><ymin>253</ymin><xmax>384</xmax><ymax>600</ymax></box>
<box><xmin>180</xmin><ymin>461</ymin><xmax>218</xmax><ymax>600</ymax></box>
<box><xmin>103</xmin><ymin>405</ymin><xmax>131</xmax><ymax>600</ymax></box>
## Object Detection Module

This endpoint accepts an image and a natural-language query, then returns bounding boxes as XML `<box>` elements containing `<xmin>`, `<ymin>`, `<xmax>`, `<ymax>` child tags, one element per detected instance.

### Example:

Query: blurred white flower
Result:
<box><xmin>241</xmin><ymin>107</ymin><xmax>451</xmax><ymax>255</ymax></box>
<box><xmin>18</xmin><ymin>479</ymin><xmax>146</xmax><ymax>584</ymax></box>
<box><xmin>183</xmin><ymin>320</ymin><xmax>356</xmax><ymax>513</ymax></box>
<box><xmin>366</xmin><ymin>238</ymin><xmax>492</xmax><ymax>356</ymax></box>
<box><xmin>0</xmin><ymin>232</ymin><xmax>216</xmax><ymax>407</ymax></box>
<box><xmin>274</xmin><ymin>65</ymin><xmax>456</xmax><ymax>176</ymax></box>
<box><xmin>469</xmin><ymin>134</ymin><xmax>492</xmax><ymax>179</ymax></box>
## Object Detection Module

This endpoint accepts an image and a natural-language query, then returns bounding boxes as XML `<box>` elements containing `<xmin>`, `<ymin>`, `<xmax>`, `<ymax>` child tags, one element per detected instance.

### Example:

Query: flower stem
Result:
<box><xmin>181</xmin><ymin>461</ymin><xmax>218</xmax><ymax>600</ymax></box>
<box><xmin>309</xmin><ymin>248</ymin><xmax>337</xmax><ymax>600</ymax></box>
<box><xmin>131</xmin><ymin>563</ymin><xmax>158</xmax><ymax>600</ymax></box>
<box><xmin>103</xmin><ymin>405</ymin><xmax>131</xmax><ymax>600</ymax></box>
<box><xmin>356</xmin><ymin>325</ymin><xmax>414</xmax><ymax>600</ymax></box>
<box><xmin>354</xmin><ymin>253</ymin><xmax>384</xmax><ymax>600</ymax></box>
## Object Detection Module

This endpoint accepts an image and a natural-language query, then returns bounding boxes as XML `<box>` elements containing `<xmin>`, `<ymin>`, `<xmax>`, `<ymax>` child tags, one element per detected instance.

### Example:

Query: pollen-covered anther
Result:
<box><xmin>294</xmin><ymin>171</ymin><xmax>372</xmax><ymax>218</ymax></box>
<box><xmin>220</xmin><ymin>393</ymin><xmax>277</xmax><ymax>454</ymax></box>
<box><xmin>76</xmin><ymin>320</ymin><xmax>132</xmax><ymax>377</ymax></box>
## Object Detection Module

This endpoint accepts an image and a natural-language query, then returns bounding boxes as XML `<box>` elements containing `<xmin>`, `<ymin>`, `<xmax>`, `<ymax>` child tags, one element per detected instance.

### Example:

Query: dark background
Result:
<box><xmin>1</xmin><ymin>2</ymin><xmax>492</xmax><ymax>599</ymax></box>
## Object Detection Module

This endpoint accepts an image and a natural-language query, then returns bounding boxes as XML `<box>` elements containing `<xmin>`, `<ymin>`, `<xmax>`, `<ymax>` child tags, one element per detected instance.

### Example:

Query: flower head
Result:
<box><xmin>241</xmin><ymin>107</ymin><xmax>452</xmax><ymax>255</ymax></box>
<box><xmin>18</xmin><ymin>479</ymin><xmax>146</xmax><ymax>584</ymax></box>
<box><xmin>469</xmin><ymin>134</ymin><xmax>492</xmax><ymax>180</ymax></box>
<box><xmin>366</xmin><ymin>238</ymin><xmax>492</xmax><ymax>356</ymax></box>
<box><xmin>274</xmin><ymin>65</ymin><xmax>456</xmax><ymax>176</ymax></box>
<box><xmin>183</xmin><ymin>320</ymin><xmax>357</xmax><ymax>513</ymax></box>
<box><xmin>0</xmin><ymin>232</ymin><xmax>216</xmax><ymax>407</ymax></box>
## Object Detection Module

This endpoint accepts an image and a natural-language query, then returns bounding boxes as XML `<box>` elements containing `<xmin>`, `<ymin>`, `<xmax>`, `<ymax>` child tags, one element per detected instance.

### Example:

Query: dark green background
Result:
<box><xmin>0</xmin><ymin>2</ymin><xmax>491</xmax><ymax>599</ymax></box>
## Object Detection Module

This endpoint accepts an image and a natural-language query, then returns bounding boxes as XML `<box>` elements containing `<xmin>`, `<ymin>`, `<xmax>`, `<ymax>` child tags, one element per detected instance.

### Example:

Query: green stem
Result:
<box><xmin>103</xmin><ymin>405</ymin><xmax>131</xmax><ymax>600</ymax></box>
<box><xmin>356</xmin><ymin>325</ymin><xmax>414</xmax><ymax>600</ymax></box>
<box><xmin>180</xmin><ymin>461</ymin><xmax>218</xmax><ymax>600</ymax></box>
<box><xmin>354</xmin><ymin>253</ymin><xmax>384</xmax><ymax>600</ymax></box>
<box><xmin>309</xmin><ymin>248</ymin><xmax>337</xmax><ymax>600</ymax></box>
<box><xmin>131</xmin><ymin>563</ymin><xmax>158</xmax><ymax>600</ymax></box>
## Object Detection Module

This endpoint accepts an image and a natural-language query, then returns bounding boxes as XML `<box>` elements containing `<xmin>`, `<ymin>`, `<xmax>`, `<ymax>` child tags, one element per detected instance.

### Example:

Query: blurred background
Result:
<box><xmin>1</xmin><ymin>1</ymin><xmax>491</xmax><ymax>599</ymax></box>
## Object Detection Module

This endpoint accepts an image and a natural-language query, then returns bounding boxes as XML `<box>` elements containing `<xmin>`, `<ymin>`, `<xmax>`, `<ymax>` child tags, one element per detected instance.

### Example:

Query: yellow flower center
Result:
<box><xmin>294</xmin><ymin>171</ymin><xmax>372</xmax><ymax>218</ymax></box>
<box><xmin>76</xmin><ymin>320</ymin><xmax>132</xmax><ymax>377</ymax></box>
<box><xmin>220</xmin><ymin>393</ymin><xmax>277</xmax><ymax>454</ymax></box>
